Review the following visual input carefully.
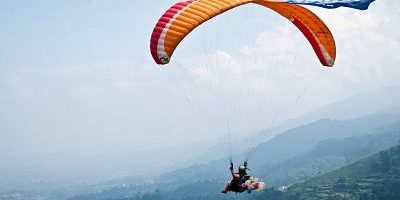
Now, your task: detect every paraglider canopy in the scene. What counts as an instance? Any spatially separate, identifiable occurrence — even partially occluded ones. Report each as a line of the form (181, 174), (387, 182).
(150, 0), (336, 67)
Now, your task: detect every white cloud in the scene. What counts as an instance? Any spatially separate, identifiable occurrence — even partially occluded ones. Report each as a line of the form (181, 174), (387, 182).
(311, 2), (400, 87)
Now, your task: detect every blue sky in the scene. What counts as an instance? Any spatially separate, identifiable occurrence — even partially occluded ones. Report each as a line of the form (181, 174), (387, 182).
(0, 0), (399, 159)
(0, 1), (219, 157)
(0, 1), (160, 67)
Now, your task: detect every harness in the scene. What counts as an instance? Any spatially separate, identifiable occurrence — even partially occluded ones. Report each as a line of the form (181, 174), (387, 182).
(230, 175), (250, 193)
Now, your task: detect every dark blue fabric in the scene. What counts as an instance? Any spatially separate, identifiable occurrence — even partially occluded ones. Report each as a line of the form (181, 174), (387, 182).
(284, 0), (376, 10)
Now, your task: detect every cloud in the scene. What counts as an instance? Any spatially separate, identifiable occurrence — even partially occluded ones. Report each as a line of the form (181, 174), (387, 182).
(311, 2), (400, 86)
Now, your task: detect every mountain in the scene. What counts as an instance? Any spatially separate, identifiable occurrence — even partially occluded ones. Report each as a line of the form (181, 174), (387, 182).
(66, 112), (400, 200)
(251, 111), (400, 168)
(74, 129), (399, 200)
(257, 144), (400, 200)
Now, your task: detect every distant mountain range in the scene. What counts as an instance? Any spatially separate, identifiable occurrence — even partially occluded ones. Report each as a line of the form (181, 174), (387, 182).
(67, 108), (400, 200)
(251, 110), (400, 168)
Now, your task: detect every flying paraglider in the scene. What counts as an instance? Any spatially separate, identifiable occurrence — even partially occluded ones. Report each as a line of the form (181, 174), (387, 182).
(150, 0), (375, 195)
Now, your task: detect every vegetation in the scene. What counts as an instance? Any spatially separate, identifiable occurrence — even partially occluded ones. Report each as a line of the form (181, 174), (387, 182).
(254, 145), (400, 200)
(259, 122), (400, 186)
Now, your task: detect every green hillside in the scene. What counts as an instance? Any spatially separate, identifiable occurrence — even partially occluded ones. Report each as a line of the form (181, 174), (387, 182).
(259, 122), (400, 186)
(257, 145), (400, 200)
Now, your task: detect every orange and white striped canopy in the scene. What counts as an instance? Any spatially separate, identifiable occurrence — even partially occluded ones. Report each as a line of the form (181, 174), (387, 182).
(150, 0), (336, 67)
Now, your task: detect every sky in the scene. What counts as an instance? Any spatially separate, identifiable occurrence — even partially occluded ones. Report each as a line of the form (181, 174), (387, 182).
(0, 0), (399, 160)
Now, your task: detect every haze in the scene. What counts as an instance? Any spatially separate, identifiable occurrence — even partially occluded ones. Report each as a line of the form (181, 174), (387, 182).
(0, 0), (399, 187)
